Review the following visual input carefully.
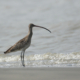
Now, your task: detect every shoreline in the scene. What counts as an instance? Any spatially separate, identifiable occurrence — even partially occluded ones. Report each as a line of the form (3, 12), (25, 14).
(0, 67), (80, 80)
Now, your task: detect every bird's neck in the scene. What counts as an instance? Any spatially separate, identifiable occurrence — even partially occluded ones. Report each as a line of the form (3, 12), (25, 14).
(28, 27), (33, 38)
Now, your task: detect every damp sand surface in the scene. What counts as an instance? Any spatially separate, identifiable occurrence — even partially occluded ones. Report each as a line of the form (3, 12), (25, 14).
(0, 67), (80, 80)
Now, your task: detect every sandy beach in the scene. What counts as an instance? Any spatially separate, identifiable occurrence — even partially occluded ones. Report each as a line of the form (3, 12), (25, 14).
(0, 67), (80, 80)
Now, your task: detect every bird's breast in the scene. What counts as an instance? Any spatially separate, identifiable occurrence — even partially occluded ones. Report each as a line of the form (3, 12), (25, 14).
(22, 40), (31, 51)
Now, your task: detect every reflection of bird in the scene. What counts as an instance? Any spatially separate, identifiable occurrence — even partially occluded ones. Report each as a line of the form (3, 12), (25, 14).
(4, 23), (51, 67)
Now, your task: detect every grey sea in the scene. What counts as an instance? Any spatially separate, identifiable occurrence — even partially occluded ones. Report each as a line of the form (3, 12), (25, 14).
(0, 0), (80, 68)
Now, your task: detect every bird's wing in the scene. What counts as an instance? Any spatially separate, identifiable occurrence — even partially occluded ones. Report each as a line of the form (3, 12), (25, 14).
(4, 37), (29, 54)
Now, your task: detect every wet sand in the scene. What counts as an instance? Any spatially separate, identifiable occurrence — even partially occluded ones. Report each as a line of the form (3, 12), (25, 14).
(0, 67), (80, 80)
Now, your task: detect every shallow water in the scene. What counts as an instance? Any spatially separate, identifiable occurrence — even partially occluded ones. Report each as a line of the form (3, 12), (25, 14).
(0, 52), (80, 68)
(0, 0), (80, 67)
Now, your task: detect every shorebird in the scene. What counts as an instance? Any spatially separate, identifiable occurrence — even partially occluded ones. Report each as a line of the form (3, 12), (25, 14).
(4, 23), (51, 67)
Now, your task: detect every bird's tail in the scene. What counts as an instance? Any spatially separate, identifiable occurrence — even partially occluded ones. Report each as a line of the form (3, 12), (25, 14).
(4, 46), (13, 54)
(4, 51), (7, 54)
(4, 50), (9, 54)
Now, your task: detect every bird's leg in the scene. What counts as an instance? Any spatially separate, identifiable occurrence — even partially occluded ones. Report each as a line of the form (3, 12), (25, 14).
(22, 50), (25, 67)
(20, 51), (23, 66)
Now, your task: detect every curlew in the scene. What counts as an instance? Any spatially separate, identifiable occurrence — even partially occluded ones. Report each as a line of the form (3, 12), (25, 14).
(4, 23), (51, 67)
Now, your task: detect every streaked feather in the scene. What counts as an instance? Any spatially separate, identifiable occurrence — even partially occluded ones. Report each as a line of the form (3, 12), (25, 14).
(4, 35), (30, 54)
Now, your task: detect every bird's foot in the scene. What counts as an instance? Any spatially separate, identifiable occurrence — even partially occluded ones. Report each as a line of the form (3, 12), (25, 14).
(23, 64), (25, 67)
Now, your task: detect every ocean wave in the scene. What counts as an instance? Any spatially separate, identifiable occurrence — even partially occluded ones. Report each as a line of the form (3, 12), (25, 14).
(0, 52), (80, 67)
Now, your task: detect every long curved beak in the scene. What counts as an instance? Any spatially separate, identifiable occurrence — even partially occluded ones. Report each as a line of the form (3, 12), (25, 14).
(34, 25), (51, 33)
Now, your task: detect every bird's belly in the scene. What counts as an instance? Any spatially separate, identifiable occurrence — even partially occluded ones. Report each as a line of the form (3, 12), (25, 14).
(22, 41), (31, 51)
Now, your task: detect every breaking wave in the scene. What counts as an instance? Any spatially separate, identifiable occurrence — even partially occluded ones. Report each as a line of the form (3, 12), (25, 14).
(0, 52), (80, 67)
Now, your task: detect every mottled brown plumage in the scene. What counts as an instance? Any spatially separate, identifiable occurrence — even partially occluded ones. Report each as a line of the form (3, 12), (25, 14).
(4, 35), (30, 53)
(4, 23), (51, 67)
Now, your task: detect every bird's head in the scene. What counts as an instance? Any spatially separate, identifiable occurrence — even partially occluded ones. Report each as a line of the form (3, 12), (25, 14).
(29, 23), (35, 28)
(29, 23), (51, 33)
